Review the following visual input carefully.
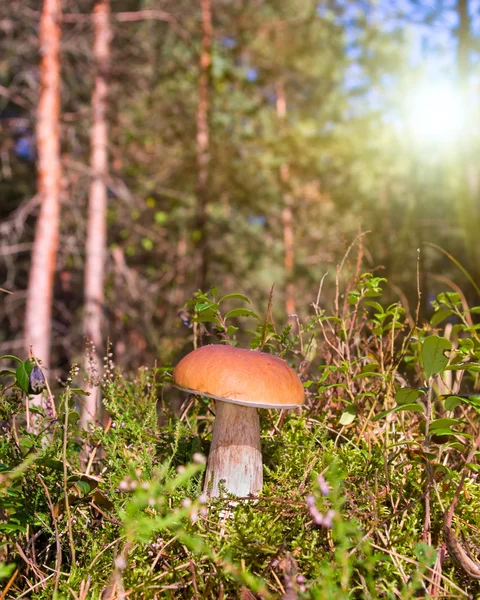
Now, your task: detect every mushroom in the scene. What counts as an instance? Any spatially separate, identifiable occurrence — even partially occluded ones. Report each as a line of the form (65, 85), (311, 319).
(173, 344), (305, 497)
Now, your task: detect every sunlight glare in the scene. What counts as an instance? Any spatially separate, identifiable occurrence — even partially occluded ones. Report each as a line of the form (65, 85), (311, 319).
(406, 81), (465, 146)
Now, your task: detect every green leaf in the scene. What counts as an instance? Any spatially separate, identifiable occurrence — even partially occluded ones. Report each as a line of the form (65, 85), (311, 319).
(440, 395), (480, 412)
(364, 300), (384, 312)
(34, 512), (49, 526)
(19, 437), (34, 449)
(365, 290), (382, 298)
(429, 428), (457, 438)
(68, 411), (80, 425)
(76, 481), (91, 495)
(37, 457), (64, 471)
(429, 418), (461, 431)
(446, 442), (466, 451)
(0, 563), (16, 581)
(225, 308), (259, 320)
(353, 371), (385, 380)
(373, 403), (424, 422)
(0, 355), (23, 364)
(15, 359), (34, 394)
(339, 407), (356, 426)
(0, 523), (26, 534)
(70, 388), (90, 396)
(464, 396), (480, 412)
(193, 308), (218, 323)
(195, 302), (217, 312)
(304, 338), (318, 363)
(445, 363), (480, 372)
(421, 336), (452, 378)
(141, 237), (153, 251)
(218, 293), (250, 304)
(395, 387), (426, 405)
(444, 396), (463, 411)
(154, 211), (168, 225)
(431, 309), (454, 327)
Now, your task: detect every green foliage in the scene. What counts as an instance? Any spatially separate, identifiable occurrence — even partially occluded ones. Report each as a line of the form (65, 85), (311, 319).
(185, 289), (259, 344)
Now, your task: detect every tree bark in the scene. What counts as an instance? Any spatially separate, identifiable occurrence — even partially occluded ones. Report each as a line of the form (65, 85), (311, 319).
(457, 0), (470, 90)
(455, 0), (479, 281)
(24, 0), (62, 370)
(82, 0), (111, 429)
(276, 81), (296, 329)
(195, 0), (212, 291)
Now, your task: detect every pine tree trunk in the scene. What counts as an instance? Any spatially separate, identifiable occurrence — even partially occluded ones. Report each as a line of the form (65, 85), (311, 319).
(195, 0), (212, 291)
(82, 0), (111, 429)
(276, 81), (296, 329)
(457, 0), (470, 88)
(455, 0), (479, 281)
(24, 0), (62, 371)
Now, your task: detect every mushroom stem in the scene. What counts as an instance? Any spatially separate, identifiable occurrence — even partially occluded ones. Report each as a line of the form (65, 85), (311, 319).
(204, 401), (262, 497)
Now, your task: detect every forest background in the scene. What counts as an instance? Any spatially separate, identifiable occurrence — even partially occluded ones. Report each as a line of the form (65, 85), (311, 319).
(1, 0), (480, 389)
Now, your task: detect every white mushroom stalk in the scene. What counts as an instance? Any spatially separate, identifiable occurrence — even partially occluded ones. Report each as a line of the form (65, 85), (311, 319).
(173, 344), (305, 498)
(205, 401), (262, 496)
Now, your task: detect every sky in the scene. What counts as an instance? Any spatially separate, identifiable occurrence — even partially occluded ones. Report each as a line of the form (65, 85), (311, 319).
(336, 0), (480, 125)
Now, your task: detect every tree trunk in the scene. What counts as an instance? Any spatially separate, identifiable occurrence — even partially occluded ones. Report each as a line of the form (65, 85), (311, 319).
(195, 0), (212, 291)
(82, 0), (111, 429)
(276, 81), (296, 329)
(457, 0), (470, 89)
(455, 0), (479, 282)
(24, 0), (62, 372)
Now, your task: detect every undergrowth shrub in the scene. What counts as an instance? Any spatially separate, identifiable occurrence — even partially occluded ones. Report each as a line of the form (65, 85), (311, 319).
(1, 269), (480, 598)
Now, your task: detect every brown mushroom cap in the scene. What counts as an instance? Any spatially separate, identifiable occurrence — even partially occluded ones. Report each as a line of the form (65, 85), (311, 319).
(173, 344), (305, 409)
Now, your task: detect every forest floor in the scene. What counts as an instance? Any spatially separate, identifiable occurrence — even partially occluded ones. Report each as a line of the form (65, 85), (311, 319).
(2, 275), (480, 599)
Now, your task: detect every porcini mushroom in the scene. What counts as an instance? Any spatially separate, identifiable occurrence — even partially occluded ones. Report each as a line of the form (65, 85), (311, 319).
(173, 344), (304, 497)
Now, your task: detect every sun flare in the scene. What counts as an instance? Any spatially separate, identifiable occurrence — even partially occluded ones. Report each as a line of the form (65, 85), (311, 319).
(406, 81), (465, 145)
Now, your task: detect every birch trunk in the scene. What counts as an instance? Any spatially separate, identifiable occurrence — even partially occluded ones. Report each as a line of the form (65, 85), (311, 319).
(82, 0), (111, 429)
(195, 0), (212, 291)
(24, 0), (62, 374)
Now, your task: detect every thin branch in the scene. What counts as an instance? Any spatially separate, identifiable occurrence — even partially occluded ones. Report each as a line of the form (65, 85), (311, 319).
(0, 243), (34, 256)
(37, 475), (62, 596)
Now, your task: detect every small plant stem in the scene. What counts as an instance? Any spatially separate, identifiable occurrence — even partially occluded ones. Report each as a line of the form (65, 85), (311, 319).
(424, 241), (480, 298)
(443, 427), (480, 579)
(445, 427), (480, 529)
(32, 354), (56, 418)
(85, 416), (112, 475)
(193, 321), (198, 349)
(0, 568), (19, 600)
(25, 392), (31, 433)
(189, 560), (199, 600)
(15, 542), (45, 581)
(37, 475), (62, 595)
(423, 381), (434, 545)
(63, 387), (76, 566)
(259, 283), (276, 351)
